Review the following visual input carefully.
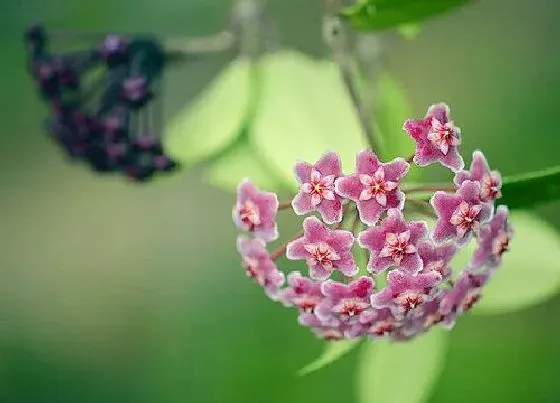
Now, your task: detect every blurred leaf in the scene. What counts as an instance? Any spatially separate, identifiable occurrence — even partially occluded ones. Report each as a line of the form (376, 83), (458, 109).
(398, 23), (422, 39)
(252, 51), (365, 185)
(342, 0), (472, 31)
(297, 339), (361, 376)
(500, 165), (560, 209)
(165, 58), (252, 165)
(357, 328), (448, 403)
(205, 142), (288, 192)
(451, 211), (560, 314)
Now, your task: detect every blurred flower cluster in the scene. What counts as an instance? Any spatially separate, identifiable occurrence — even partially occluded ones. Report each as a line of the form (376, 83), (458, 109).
(25, 24), (178, 182)
(233, 103), (513, 341)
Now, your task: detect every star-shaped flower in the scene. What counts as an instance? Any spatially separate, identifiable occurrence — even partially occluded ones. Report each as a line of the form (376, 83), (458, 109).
(280, 271), (324, 314)
(431, 180), (493, 245)
(358, 208), (428, 274)
(286, 217), (357, 280)
(237, 236), (285, 299)
(335, 150), (409, 226)
(233, 179), (279, 242)
(440, 271), (490, 328)
(359, 308), (402, 339)
(403, 103), (464, 172)
(455, 150), (502, 202)
(292, 152), (343, 224)
(418, 240), (457, 280)
(471, 205), (513, 270)
(371, 269), (442, 318)
(315, 277), (375, 327)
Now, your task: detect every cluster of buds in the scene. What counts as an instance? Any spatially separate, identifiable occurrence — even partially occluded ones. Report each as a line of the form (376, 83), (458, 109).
(233, 103), (513, 341)
(24, 24), (178, 182)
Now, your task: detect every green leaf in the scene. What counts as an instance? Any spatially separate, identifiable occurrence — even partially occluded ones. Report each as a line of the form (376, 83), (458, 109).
(500, 165), (560, 209)
(252, 51), (365, 185)
(451, 211), (560, 315)
(341, 0), (473, 32)
(357, 328), (448, 403)
(297, 339), (361, 376)
(205, 142), (288, 192)
(165, 58), (252, 165)
(397, 23), (422, 40)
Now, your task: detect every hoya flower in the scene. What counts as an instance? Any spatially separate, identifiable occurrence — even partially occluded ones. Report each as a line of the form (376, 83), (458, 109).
(403, 103), (464, 172)
(286, 217), (357, 280)
(418, 240), (457, 280)
(358, 308), (402, 339)
(233, 179), (279, 242)
(299, 313), (348, 341)
(358, 208), (428, 274)
(371, 270), (442, 318)
(292, 152), (343, 224)
(471, 205), (512, 270)
(280, 272), (323, 312)
(335, 150), (409, 225)
(237, 236), (285, 299)
(440, 271), (490, 328)
(315, 276), (374, 327)
(455, 150), (502, 202)
(431, 180), (493, 245)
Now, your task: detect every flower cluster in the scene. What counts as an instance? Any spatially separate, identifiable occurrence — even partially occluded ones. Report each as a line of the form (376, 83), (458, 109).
(233, 103), (513, 342)
(25, 24), (178, 182)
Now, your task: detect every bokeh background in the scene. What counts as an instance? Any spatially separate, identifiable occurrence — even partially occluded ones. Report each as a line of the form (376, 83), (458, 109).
(1, 0), (560, 402)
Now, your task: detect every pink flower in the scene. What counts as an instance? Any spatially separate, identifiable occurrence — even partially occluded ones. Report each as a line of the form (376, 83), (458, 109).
(471, 205), (513, 270)
(371, 270), (442, 318)
(418, 240), (457, 280)
(237, 236), (285, 299)
(280, 271), (323, 314)
(286, 217), (357, 280)
(440, 271), (490, 328)
(431, 180), (493, 245)
(358, 208), (428, 274)
(299, 313), (349, 341)
(233, 179), (279, 242)
(315, 277), (375, 327)
(455, 150), (502, 202)
(292, 152), (344, 224)
(335, 150), (409, 225)
(359, 308), (402, 339)
(403, 103), (464, 172)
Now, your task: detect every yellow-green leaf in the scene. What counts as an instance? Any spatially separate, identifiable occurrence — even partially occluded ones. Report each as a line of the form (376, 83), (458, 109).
(298, 339), (361, 376)
(165, 58), (252, 165)
(357, 328), (448, 403)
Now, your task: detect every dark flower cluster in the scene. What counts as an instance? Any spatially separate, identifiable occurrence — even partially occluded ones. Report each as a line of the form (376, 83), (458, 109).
(25, 24), (179, 182)
(232, 103), (513, 342)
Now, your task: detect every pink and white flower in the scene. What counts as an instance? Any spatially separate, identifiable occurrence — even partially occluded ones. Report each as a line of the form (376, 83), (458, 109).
(440, 271), (490, 328)
(292, 152), (344, 223)
(233, 179), (279, 242)
(335, 150), (409, 226)
(471, 205), (512, 270)
(358, 208), (428, 274)
(286, 217), (357, 280)
(403, 103), (464, 172)
(418, 240), (457, 280)
(455, 150), (502, 202)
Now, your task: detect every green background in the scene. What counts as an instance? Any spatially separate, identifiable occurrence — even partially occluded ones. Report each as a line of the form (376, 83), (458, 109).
(1, 0), (560, 402)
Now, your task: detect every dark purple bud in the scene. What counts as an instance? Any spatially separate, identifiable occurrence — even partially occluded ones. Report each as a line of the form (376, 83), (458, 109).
(98, 34), (129, 68)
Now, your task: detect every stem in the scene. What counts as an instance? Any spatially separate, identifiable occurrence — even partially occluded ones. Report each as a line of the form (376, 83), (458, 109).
(406, 154), (414, 164)
(278, 200), (293, 210)
(164, 31), (235, 57)
(407, 199), (437, 219)
(271, 229), (304, 260)
(350, 207), (361, 235)
(404, 184), (457, 194)
(323, 0), (379, 152)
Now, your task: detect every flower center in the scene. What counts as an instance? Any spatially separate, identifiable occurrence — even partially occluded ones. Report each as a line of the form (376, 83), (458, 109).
(450, 201), (482, 238)
(369, 319), (396, 336)
(358, 168), (397, 206)
(461, 290), (481, 312)
(395, 291), (424, 313)
(295, 296), (321, 313)
(427, 118), (459, 155)
(238, 200), (260, 231)
(481, 174), (501, 200)
(379, 231), (416, 265)
(302, 170), (335, 206)
(425, 260), (447, 276)
(305, 242), (340, 269)
(492, 230), (510, 257)
(336, 298), (369, 318)
(243, 257), (265, 285)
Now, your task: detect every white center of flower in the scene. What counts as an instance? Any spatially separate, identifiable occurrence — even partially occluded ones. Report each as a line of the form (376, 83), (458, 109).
(358, 167), (398, 206)
(427, 118), (460, 155)
(301, 170), (336, 206)
(395, 291), (424, 313)
(481, 173), (501, 201)
(304, 242), (340, 269)
(238, 200), (260, 231)
(449, 201), (482, 238)
(379, 231), (417, 265)
(334, 298), (369, 318)
(492, 229), (510, 257)
(369, 319), (396, 337)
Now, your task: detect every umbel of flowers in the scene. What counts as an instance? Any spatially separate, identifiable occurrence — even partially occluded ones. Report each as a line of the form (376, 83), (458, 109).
(233, 103), (513, 341)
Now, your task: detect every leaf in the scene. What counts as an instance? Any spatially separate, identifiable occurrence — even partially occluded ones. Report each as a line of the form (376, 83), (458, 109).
(297, 339), (361, 376)
(357, 328), (448, 403)
(205, 142), (288, 192)
(252, 51), (365, 185)
(451, 211), (560, 315)
(341, 0), (473, 32)
(397, 23), (422, 40)
(165, 58), (252, 165)
(500, 165), (560, 209)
